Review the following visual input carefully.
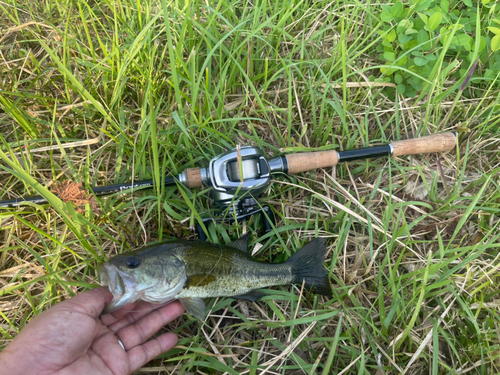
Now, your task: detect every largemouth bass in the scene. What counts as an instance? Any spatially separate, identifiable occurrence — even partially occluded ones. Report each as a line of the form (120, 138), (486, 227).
(99, 235), (331, 319)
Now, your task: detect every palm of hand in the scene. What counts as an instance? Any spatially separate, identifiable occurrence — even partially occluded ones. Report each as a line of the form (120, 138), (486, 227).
(0, 287), (184, 375)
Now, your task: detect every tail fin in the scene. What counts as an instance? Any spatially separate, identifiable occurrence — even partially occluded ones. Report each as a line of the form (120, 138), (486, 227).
(285, 238), (332, 297)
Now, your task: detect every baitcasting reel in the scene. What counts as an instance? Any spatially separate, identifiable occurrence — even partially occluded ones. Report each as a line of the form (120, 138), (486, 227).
(178, 146), (287, 239)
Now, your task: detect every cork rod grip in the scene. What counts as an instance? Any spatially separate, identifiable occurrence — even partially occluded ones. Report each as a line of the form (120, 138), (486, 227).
(285, 150), (339, 174)
(184, 167), (203, 188)
(391, 132), (456, 157)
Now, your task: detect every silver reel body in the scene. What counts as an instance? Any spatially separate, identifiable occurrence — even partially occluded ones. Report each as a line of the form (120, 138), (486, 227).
(197, 146), (286, 211)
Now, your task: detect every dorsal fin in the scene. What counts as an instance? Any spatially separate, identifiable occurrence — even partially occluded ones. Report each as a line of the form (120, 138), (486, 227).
(227, 233), (251, 253)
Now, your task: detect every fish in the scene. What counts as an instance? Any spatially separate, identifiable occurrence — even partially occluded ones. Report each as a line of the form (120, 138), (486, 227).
(99, 234), (332, 319)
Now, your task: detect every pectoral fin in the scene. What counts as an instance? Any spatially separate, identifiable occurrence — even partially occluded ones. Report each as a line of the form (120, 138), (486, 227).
(180, 297), (206, 320)
(234, 290), (266, 301)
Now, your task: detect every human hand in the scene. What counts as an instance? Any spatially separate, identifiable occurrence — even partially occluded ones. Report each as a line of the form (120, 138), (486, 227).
(0, 287), (184, 375)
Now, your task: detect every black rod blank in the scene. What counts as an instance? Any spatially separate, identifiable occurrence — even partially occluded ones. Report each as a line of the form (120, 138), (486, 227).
(0, 177), (177, 208)
(337, 145), (392, 163)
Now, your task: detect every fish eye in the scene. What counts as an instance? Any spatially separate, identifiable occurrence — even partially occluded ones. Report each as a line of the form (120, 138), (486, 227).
(125, 256), (141, 269)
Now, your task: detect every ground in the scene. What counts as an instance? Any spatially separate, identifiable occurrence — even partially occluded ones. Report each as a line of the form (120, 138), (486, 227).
(1, 0), (500, 374)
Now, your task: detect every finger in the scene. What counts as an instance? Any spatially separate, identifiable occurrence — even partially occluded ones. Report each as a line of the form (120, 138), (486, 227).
(127, 332), (178, 372)
(103, 300), (166, 328)
(100, 300), (143, 326)
(116, 301), (184, 350)
(90, 330), (131, 375)
(60, 286), (114, 318)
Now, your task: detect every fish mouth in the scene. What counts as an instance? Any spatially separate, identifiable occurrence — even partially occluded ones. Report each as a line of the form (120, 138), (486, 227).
(99, 263), (137, 315)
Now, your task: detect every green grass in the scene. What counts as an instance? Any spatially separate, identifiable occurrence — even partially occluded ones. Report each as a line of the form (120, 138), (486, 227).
(1, 0), (500, 373)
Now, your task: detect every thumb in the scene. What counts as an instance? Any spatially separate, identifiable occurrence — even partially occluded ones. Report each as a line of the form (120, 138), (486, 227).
(61, 286), (114, 318)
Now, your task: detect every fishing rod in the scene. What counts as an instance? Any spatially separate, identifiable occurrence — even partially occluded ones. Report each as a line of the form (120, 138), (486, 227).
(0, 132), (456, 237)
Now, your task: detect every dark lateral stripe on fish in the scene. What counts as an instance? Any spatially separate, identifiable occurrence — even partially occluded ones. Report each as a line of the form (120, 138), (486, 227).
(185, 274), (216, 288)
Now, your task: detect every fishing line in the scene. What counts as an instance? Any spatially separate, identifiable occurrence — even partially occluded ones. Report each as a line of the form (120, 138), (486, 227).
(192, 247), (224, 288)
